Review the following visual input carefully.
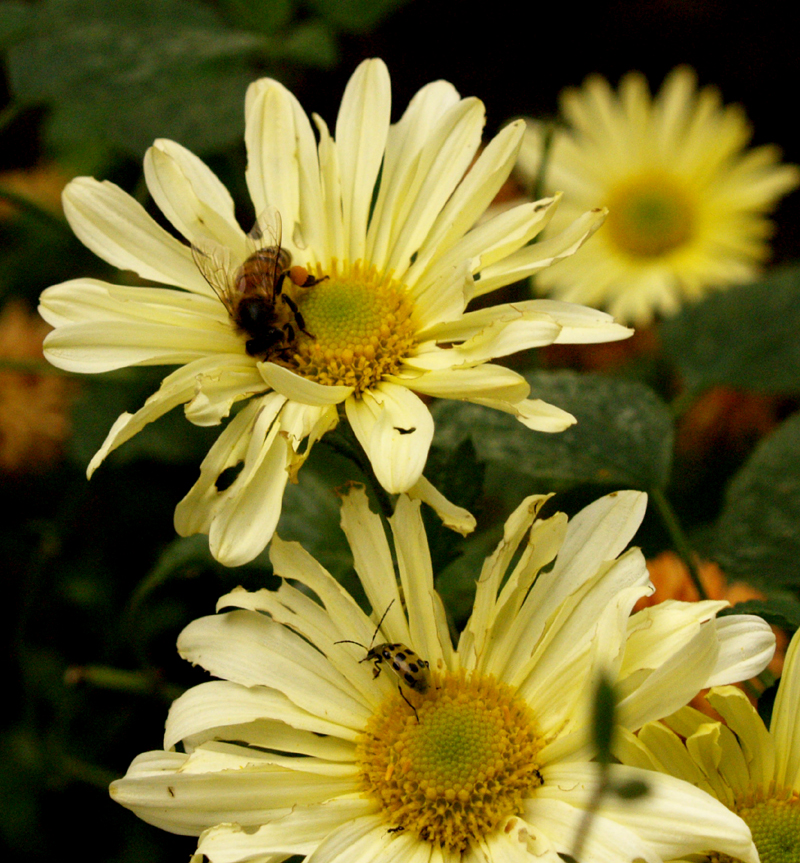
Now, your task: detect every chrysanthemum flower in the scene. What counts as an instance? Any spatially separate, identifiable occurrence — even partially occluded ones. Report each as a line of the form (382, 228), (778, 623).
(518, 67), (799, 325)
(38, 59), (631, 566)
(110, 487), (775, 861)
(616, 627), (800, 862)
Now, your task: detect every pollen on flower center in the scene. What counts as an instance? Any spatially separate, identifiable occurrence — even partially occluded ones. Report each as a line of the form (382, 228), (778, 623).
(287, 260), (418, 394)
(356, 670), (544, 851)
(734, 792), (800, 863)
(605, 172), (695, 259)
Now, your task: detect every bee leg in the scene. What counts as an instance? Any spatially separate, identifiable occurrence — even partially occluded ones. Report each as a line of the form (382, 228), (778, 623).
(398, 685), (419, 722)
(280, 293), (314, 339)
(302, 273), (328, 287)
(274, 270), (288, 297)
(283, 322), (295, 342)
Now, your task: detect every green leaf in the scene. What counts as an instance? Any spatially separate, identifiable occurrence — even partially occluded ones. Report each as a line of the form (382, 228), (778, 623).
(281, 19), (338, 68)
(216, 0), (295, 33)
(0, 1), (33, 47)
(719, 597), (800, 630)
(7, 0), (264, 157)
(712, 411), (800, 588)
(431, 370), (674, 491)
(307, 0), (412, 32)
(660, 264), (800, 395)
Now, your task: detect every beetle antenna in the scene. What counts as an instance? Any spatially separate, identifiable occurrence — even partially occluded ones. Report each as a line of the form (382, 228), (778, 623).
(333, 639), (367, 648)
(369, 599), (395, 650)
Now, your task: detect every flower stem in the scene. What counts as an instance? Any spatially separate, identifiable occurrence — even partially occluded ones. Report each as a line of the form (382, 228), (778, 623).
(64, 664), (184, 703)
(649, 486), (708, 600)
(321, 421), (395, 521)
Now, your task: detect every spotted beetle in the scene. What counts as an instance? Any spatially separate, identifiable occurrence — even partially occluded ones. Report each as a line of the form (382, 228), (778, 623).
(335, 600), (430, 718)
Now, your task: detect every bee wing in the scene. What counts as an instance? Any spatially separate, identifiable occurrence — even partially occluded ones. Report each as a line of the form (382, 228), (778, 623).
(249, 205), (283, 249)
(249, 207), (291, 296)
(191, 238), (237, 314)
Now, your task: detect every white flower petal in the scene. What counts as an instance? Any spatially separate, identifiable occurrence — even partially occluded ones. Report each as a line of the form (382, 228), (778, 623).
(404, 120), (527, 287)
(165, 680), (359, 750)
(535, 763), (758, 863)
(304, 815), (396, 863)
(336, 58), (391, 263)
(382, 97), (485, 279)
(40, 279), (239, 372)
(177, 610), (371, 728)
(258, 361), (352, 405)
(521, 797), (659, 863)
(87, 355), (264, 478)
(174, 396), (287, 563)
(61, 177), (212, 294)
(393, 364), (530, 404)
(770, 627), (800, 789)
(144, 139), (248, 255)
(110, 749), (355, 836)
(472, 207), (607, 298)
(704, 614), (775, 687)
(245, 80), (301, 238)
(338, 485), (411, 648)
(367, 79), (461, 270)
(704, 686), (776, 791)
(390, 495), (451, 670)
(616, 603), (728, 731)
(345, 384), (434, 493)
(405, 475), (476, 537)
(197, 799), (379, 863)
(462, 396), (577, 433)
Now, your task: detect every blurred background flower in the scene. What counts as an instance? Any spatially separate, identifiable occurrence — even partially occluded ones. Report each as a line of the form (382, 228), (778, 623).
(519, 67), (799, 325)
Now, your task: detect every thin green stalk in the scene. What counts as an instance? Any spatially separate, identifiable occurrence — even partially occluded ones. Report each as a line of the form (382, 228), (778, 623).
(65, 664), (184, 703)
(649, 486), (708, 600)
(0, 102), (22, 135)
(320, 426), (395, 522)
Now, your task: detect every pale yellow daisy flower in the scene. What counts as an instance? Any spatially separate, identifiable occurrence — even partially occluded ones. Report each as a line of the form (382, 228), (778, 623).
(39, 58), (630, 566)
(518, 67), (800, 325)
(110, 487), (775, 862)
(616, 627), (800, 862)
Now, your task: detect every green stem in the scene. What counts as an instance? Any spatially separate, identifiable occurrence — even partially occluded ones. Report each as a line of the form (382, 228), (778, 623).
(569, 761), (610, 862)
(0, 102), (22, 135)
(649, 486), (708, 600)
(321, 425), (395, 522)
(64, 664), (184, 703)
(59, 754), (119, 790)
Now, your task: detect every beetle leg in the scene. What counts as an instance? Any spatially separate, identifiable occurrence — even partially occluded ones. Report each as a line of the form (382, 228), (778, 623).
(398, 685), (419, 722)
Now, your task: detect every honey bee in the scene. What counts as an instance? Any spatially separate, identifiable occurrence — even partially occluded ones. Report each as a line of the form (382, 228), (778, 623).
(192, 208), (323, 358)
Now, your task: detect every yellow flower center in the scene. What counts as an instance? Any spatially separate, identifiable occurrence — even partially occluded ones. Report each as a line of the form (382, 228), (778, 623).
(737, 792), (800, 863)
(356, 670), (544, 852)
(288, 261), (418, 395)
(605, 172), (695, 259)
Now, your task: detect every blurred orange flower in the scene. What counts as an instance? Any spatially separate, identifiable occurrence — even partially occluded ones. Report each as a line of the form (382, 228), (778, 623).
(0, 300), (74, 472)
